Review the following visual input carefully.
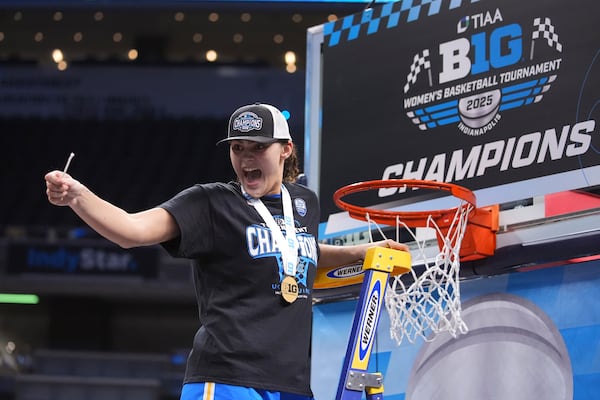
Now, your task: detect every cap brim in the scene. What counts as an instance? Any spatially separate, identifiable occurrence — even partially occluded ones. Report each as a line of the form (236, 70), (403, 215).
(216, 136), (284, 145)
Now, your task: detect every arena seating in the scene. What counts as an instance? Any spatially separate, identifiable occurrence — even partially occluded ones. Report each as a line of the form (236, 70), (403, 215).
(0, 117), (233, 230)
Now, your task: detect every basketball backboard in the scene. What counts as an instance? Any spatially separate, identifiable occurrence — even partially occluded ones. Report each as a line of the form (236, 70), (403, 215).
(304, 0), (600, 300)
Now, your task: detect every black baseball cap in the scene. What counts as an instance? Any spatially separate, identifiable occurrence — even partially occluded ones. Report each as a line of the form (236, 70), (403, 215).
(217, 103), (292, 145)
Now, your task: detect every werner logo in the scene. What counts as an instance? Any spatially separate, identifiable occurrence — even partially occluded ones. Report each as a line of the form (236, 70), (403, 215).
(326, 264), (363, 279)
(358, 280), (381, 361)
(403, 8), (563, 136)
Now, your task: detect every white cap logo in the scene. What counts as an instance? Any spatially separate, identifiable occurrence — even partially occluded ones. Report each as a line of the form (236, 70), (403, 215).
(233, 112), (263, 132)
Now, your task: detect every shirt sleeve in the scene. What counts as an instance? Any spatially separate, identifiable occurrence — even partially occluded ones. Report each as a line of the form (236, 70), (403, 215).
(158, 184), (214, 259)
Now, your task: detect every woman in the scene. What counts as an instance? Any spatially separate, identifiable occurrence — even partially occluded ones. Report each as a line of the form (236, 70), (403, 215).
(45, 103), (407, 400)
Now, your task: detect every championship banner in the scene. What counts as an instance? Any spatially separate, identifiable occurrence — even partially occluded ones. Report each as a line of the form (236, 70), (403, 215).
(6, 240), (159, 278)
(316, 0), (599, 222)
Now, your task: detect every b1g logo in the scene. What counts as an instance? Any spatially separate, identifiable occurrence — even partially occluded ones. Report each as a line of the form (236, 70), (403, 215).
(403, 8), (563, 136)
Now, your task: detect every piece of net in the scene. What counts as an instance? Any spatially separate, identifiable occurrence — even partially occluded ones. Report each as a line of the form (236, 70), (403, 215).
(364, 201), (472, 345)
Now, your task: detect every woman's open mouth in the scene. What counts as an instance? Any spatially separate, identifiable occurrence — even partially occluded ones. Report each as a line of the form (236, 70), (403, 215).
(244, 168), (262, 184)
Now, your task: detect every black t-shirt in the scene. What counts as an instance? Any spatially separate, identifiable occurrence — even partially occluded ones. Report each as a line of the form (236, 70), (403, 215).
(160, 181), (320, 396)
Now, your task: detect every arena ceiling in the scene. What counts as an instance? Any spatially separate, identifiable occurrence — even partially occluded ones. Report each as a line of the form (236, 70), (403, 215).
(0, 1), (372, 71)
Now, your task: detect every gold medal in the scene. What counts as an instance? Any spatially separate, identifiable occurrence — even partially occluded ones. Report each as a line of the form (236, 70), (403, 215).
(281, 276), (299, 304)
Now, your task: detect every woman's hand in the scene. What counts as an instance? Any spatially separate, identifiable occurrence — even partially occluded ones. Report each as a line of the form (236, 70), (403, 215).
(368, 239), (409, 253)
(318, 239), (409, 268)
(45, 170), (86, 207)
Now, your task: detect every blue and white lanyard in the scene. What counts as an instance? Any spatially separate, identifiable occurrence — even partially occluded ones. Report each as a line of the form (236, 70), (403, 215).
(243, 184), (298, 277)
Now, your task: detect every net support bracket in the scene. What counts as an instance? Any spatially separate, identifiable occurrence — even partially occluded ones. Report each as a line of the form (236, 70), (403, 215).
(458, 204), (500, 261)
(345, 370), (383, 391)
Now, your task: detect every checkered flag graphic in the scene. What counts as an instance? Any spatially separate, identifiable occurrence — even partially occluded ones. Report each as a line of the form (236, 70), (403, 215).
(404, 49), (432, 94)
(530, 17), (562, 59)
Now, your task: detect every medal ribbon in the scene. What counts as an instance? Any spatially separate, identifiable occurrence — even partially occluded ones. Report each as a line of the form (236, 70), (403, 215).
(244, 184), (298, 277)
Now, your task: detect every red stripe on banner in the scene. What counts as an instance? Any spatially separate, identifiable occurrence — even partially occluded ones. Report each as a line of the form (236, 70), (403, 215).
(545, 190), (600, 217)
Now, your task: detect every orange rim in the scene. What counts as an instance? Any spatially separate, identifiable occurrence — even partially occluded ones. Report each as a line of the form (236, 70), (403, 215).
(333, 179), (476, 227)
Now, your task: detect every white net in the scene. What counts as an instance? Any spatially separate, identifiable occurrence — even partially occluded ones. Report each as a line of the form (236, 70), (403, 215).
(364, 201), (473, 345)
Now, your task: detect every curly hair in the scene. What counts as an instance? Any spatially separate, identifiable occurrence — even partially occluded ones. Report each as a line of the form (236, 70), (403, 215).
(283, 144), (300, 183)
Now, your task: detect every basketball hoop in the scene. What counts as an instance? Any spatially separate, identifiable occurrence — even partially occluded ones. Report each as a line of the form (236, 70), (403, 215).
(333, 179), (498, 344)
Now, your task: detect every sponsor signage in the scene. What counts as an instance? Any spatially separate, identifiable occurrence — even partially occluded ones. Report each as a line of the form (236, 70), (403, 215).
(6, 241), (159, 278)
(358, 279), (381, 360)
(318, 0), (599, 218)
